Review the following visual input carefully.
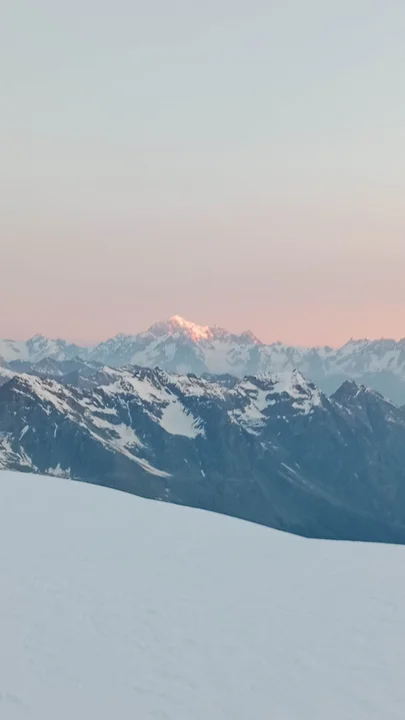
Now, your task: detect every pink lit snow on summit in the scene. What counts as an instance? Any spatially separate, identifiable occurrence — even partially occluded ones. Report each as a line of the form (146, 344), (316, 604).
(146, 315), (262, 345)
(148, 315), (218, 342)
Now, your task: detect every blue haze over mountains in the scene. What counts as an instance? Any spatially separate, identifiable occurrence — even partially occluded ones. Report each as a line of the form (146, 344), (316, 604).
(2, 317), (405, 544)
(2, 315), (405, 404)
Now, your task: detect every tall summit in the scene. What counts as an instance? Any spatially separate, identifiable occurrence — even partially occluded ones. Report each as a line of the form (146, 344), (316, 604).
(146, 315), (263, 345)
(2, 319), (405, 403)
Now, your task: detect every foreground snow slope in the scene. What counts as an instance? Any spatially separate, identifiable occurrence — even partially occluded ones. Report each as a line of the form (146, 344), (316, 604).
(1, 472), (405, 719)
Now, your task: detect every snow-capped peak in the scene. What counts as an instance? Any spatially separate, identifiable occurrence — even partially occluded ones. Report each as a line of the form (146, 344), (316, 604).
(147, 315), (217, 342)
(171, 315), (215, 341)
(146, 315), (263, 345)
(246, 370), (323, 413)
(238, 329), (263, 345)
(266, 369), (315, 396)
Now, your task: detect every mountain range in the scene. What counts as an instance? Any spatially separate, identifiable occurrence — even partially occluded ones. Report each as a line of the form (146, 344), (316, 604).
(2, 361), (405, 543)
(2, 314), (405, 404)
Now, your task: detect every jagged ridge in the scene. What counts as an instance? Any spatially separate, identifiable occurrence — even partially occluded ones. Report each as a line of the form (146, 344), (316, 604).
(3, 315), (405, 404)
(2, 365), (405, 543)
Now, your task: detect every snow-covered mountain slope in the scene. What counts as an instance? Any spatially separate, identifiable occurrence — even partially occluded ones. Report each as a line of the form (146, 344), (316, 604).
(0, 365), (15, 387)
(1, 471), (405, 720)
(2, 366), (405, 543)
(0, 339), (28, 363)
(0, 335), (88, 364)
(8, 356), (101, 382)
(3, 316), (405, 403)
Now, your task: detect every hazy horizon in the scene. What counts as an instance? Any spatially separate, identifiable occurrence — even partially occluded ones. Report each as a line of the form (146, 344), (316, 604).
(2, 1), (405, 346)
(4, 312), (405, 349)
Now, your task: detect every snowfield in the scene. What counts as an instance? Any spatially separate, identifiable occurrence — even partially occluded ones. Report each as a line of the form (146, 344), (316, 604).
(1, 472), (405, 719)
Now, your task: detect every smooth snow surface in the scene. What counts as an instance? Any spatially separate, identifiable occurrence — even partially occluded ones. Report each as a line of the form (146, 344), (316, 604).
(1, 472), (405, 720)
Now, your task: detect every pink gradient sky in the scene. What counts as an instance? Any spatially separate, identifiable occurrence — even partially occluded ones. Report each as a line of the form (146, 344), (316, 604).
(2, 1), (405, 348)
(3, 193), (405, 347)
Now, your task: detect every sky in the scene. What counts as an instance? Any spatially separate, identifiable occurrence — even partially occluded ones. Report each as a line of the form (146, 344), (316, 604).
(1, 0), (405, 346)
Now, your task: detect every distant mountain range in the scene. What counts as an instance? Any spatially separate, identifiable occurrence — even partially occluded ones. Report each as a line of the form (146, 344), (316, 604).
(2, 315), (405, 404)
(2, 361), (405, 543)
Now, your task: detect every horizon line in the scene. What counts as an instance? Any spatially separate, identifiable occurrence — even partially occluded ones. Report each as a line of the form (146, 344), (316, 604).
(2, 324), (405, 351)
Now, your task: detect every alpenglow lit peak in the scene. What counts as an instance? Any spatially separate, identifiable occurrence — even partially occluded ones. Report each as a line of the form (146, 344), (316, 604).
(147, 315), (262, 344)
(168, 315), (216, 341)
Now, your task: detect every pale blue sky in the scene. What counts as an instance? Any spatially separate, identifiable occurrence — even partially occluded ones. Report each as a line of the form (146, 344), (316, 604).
(1, 1), (405, 344)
